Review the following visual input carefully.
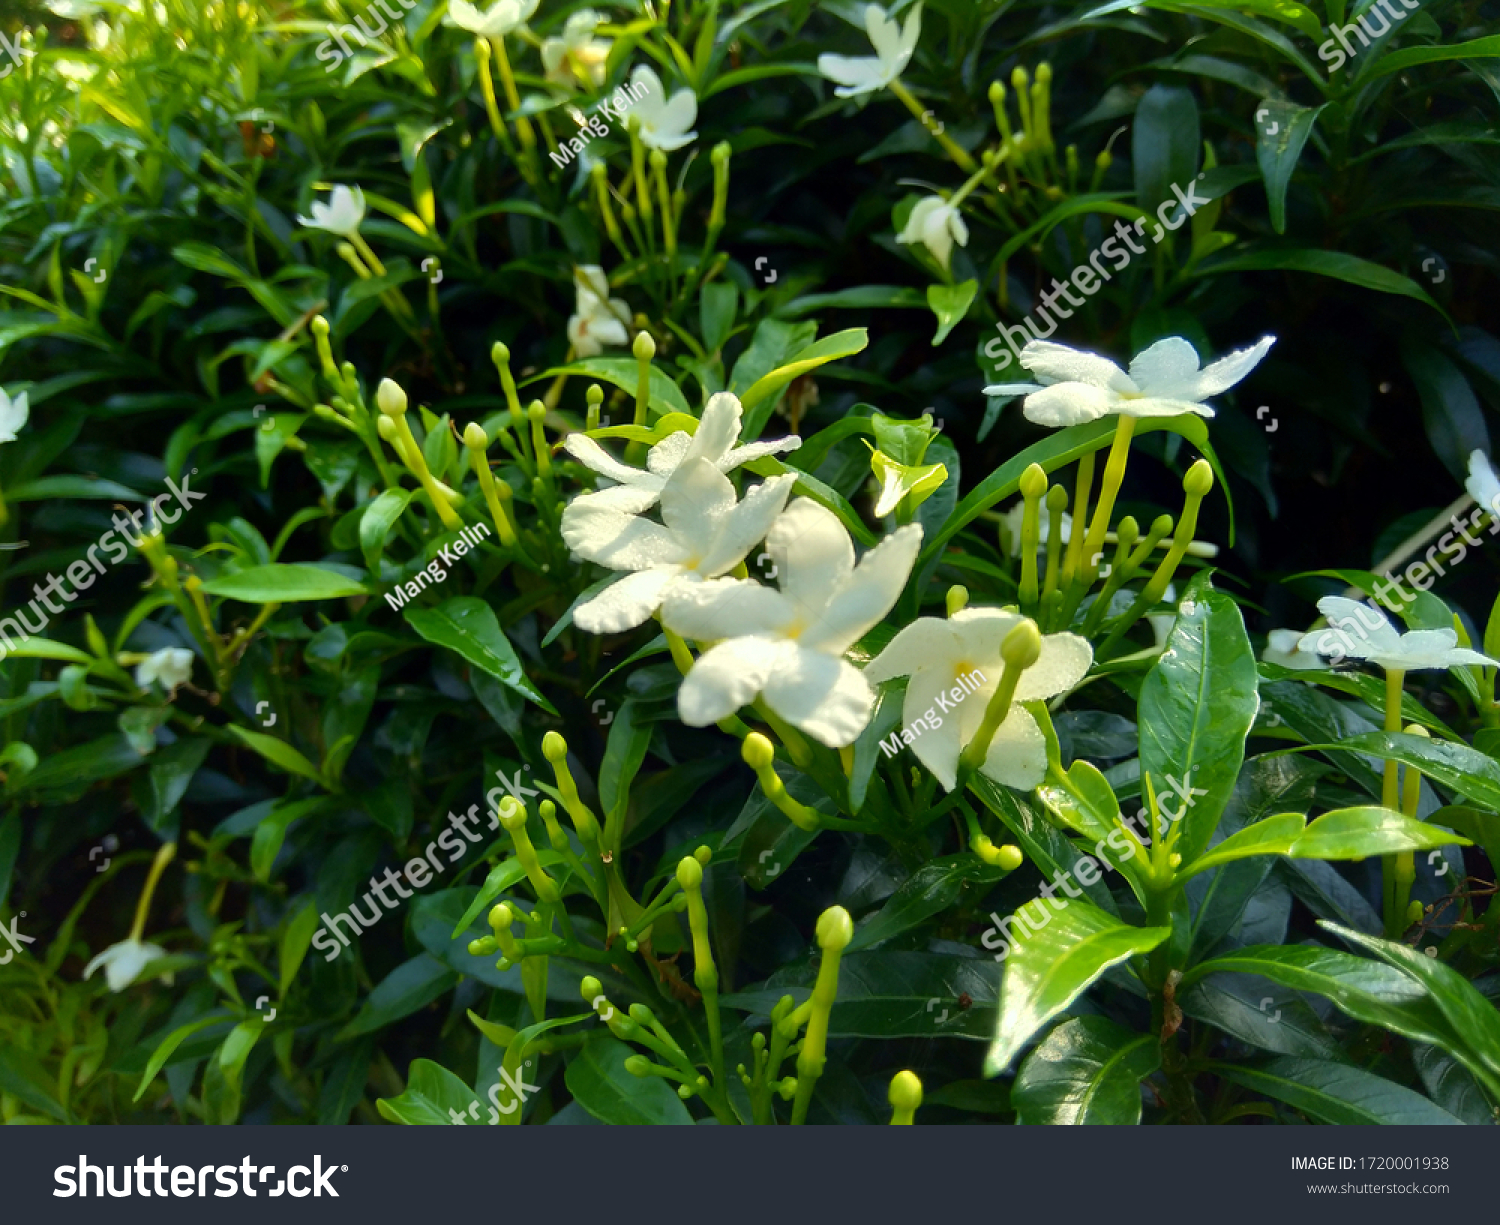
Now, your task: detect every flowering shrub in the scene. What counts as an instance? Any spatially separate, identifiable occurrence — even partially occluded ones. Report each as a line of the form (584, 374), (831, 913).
(1, 0), (1499, 1127)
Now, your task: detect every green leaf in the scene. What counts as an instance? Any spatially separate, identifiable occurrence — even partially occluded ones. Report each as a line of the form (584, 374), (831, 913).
(1177, 811), (1306, 879)
(1012, 1017), (1159, 1124)
(531, 358), (690, 418)
(1361, 33), (1500, 82)
(779, 285), (927, 317)
(359, 489), (413, 575)
(375, 1058), (480, 1125)
(132, 1013), (234, 1102)
(251, 797), (327, 882)
(1324, 923), (1500, 1083)
(738, 328), (869, 430)
(599, 699), (651, 831)
(1404, 340), (1490, 481)
(447, 856), (565, 939)
(0, 638), (92, 665)
(6, 475), (145, 503)
(201, 563), (367, 602)
(0, 1044), (71, 1121)
(405, 597), (558, 714)
(279, 901), (321, 997)
(1178, 974), (1342, 1058)
(849, 855), (1010, 951)
(1213, 1057), (1462, 1124)
(985, 898), (1170, 1076)
(1191, 248), (1444, 315)
(339, 954), (459, 1039)
(699, 281), (738, 352)
(1132, 83), (1199, 218)
(1138, 576), (1260, 864)
(927, 280), (977, 345)
(226, 726), (322, 782)
(1331, 731), (1500, 810)
(564, 1032), (694, 1124)
(1289, 805), (1470, 860)
(1254, 99), (1324, 234)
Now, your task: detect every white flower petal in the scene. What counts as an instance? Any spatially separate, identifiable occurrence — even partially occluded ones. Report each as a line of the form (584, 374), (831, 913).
(982, 381), (1045, 398)
(1022, 383), (1114, 428)
(560, 502), (686, 570)
(1315, 596), (1401, 654)
(647, 431), (694, 475)
(563, 434), (661, 488)
(1190, 335), (1275, 399)
(697, 474), (797, 577)
(719, 436), (803, 469)
(574, 567), (683, 633)
(979, 707), (1048, 791)
(677, 636), (790, 725)
(762, 649), (875, 747)
(900, 665), (966, 789)
(661, 577), (795, 641)
(0, 389), (29, 442)
(659, 458), (736, 553)
(563, 484), (664, 520)
(865, 617), (959, 683)
(817, 54), (888, 96)
(1014, 631), (1092, 701)
(1115, 397), (1215, 419)
(802, 523), (923, 654)
(767, 499), (855, 626)
(1126, 337), (1204, 400)
(1467, 451), (1500, 512)
(684, 392), (744, 466)
(1019, 341), (1132, 390)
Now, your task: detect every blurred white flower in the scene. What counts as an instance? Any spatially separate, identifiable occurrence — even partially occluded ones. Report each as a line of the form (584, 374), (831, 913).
(817, 2), (922, 98)
(897, 196), (968, 272)
(1262, 627), (1323, 671)
(0, 389), (28, 443)
(865, 609), (1091, 790)
(136, 647), (194, 693)
(998, 501), (1071, 558)
(296, 185), (366, 236)
(567, 265), (630, 357)
(83, 937), (172, 993)
(564, 391), (801, 517)
(542, 10), (609, 87)
(984, 335), (1275, 430)
(564, 460), (796, 633)
(662, 500), (922, 747)
(627, 65), (697, 151)
(1297, 595), (1497, 672)
(447, 0), (538, 36)
(1466, 450), (1500, 513)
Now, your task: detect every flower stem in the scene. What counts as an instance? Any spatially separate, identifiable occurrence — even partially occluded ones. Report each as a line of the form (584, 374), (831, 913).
(888, 79), (976, 172)
(1382, 667), (1405, 937)
(1078, 415), (1137, 583)
(129, 842), (177, 943)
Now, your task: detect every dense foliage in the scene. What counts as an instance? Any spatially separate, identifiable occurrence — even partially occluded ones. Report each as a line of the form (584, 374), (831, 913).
(2, 0), (1499, 1126)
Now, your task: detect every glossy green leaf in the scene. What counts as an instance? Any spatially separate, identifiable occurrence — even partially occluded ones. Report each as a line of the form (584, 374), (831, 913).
(1289, 805), (1470, 860)
(1213, 1057), (1462, 1124)
(1330, 731), (1500, 809)
(1132, 84), (1199, 217)
(738, 327), (868, 425)
(201, 563), (366, 602)
(375, 1058), (480, 1125)
(405, 597), (558, 714)
(849, 855), (1010, 950)
(1361, 33), (1500, 82)
(250, 797), (327, 882)
(226, 726), (321, 782)
(1254, 99), (1324, 234)
(986, 898), (1170, 1076)
(339, 954), (459, 1039)
(565, 1033), (693, 1125)
(1138, 575), (1261, 864)
(1177, 811), (1305, 879)
(1191, 248), (1443, 314)
(359, 489), (413, 575)
(927, 280), (977, 345)
(528, 358), (690, 418)
(1012, 1017), (1159, 1124)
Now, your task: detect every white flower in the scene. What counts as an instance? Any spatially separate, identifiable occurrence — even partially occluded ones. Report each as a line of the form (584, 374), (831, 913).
(662, 501), (922, 747)
(627, 65), (697, 152)
(1262, 627), (1323, 671)
(564, 391), (801, 517)
(0, 388), (28, 443)
(865, 610), (1091, 790)
(83, 937), (172, 992)
(897, 196), (968, 272)
(998, 501), (1071, 558)
(542, 10), (609, 87)
(446, 0), (538, 36)
(136, 647), (194, 692)
(817, 2), (922, 98)
(564, 459), (797, 633)
(984, 335), (1276, 429)
(567, 265), (630, 357)
(1297, 596), (1497, 673)
(297, 185), (366, 237)
(1466, 450), (1500, 514)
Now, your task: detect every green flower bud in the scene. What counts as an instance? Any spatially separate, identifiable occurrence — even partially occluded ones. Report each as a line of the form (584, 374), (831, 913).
(463, 421), (489, 449)
(376, 377), (407, 417)
(632, 331), (656, 361)
(742, 733), (775, 771)
(1001, 618), (1042, 669)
